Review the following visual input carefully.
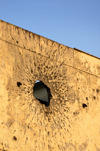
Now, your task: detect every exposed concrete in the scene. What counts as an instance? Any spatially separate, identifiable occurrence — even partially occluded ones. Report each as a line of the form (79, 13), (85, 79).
(0, 20), (100, 151)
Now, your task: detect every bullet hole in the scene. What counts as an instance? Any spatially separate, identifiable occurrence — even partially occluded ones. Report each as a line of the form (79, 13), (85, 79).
(82, 103), (87, 108)
(86, 97), (88, 100)
(13, 136), (17, 141)
(17, 82), (22, 87)
(31, 69), (33, 73)
(16, 41), (18, 44)
(48, 131), (50, 135)
(33, 80), (52, 107)
(93, 96), (96, 100)
(96, 89), (99, 93)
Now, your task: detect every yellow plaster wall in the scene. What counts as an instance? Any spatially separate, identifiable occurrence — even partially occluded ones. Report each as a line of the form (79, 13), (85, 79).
(0, 20), (100, 151)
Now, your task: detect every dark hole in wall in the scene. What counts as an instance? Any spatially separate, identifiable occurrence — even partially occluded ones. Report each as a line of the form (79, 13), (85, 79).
(31, 69), (33, 73)
(16, 41), (18, 44)
(86, 97), (88, 100)
(13, 136), (17, 141)
(96, 89), (99, 93)
(33, 80), (52, 107)
(17, 82), (22, 87)
(93, 96), (96, 100)
(82, 103), (87, 108)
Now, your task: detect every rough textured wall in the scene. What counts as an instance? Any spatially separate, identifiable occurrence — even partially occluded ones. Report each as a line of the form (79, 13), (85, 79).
(0, 20), (100, 151)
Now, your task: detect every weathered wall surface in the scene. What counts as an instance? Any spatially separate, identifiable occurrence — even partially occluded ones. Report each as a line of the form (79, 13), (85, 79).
(0, 20), (100, 151)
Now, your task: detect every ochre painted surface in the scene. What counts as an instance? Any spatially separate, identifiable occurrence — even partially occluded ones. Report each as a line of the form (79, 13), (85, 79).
(0, 20), (100, 151)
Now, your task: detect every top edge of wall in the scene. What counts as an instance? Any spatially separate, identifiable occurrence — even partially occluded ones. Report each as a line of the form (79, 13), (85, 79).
(0, 19), (99, 60)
